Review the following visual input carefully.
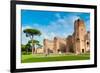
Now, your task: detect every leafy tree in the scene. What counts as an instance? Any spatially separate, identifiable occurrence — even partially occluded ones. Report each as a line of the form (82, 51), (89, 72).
(28, 40), (39, 45)
(23, 28), (41, 54)
(21, 44), (26, 52)
(36, 43), (42, 48)
(25, 43), (31, 54)
(28, 40), (42, 53)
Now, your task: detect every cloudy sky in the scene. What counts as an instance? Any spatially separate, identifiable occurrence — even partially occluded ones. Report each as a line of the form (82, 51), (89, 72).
(21, 10), (90, 45)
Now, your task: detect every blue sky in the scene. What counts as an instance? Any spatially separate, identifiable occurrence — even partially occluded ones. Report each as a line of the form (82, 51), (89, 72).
(21, 9), (90, 45)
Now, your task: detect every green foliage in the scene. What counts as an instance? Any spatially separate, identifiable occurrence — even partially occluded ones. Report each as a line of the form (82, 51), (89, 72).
(22, 51), (27, 55)
(23, 28), (42, 53)
(23, 28), (41, 38)
(23, 28), (42, 54)
(28, 40), (42, 48)
(21, 44), (26, 51)
(37, 43), (42, 48)
(21, 43), (31, 55)
(25, 43), (31, 49)
(22, 51), (31, 55)
(21, 39), (43, 55)
(28, 40), (39, 45)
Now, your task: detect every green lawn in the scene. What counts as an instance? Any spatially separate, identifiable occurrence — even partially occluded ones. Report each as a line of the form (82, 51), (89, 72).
(21, 53), (90, 63)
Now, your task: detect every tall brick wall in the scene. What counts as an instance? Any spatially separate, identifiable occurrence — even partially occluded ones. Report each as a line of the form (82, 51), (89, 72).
(36, 19), (90, 55)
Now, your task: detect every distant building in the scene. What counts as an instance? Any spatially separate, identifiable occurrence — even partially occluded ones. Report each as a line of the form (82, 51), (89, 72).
(36, 19), (90, 54)
(43, 37), (66, 54)
(35, 47), (44, 54)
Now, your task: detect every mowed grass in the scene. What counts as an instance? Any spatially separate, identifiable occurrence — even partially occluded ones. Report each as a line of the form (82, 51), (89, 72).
(21, 53), (90, 63)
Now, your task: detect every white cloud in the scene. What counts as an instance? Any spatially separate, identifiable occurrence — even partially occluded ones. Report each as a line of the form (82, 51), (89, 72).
(21, 32), (30, 45)
(54, 13), (68, 26)
(50, 32), (56, 39)
(43, 34), (49, 39)
(54, 13), (81, 27)
(21, 14), (81, 45)
(40, 13), (76, 39)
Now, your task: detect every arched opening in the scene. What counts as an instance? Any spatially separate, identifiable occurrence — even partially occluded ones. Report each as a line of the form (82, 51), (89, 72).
(87, 42), (89, 46)
(82, 49), (84, 53)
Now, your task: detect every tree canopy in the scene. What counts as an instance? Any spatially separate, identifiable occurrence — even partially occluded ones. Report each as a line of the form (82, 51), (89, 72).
(23, 28), (41, 37)
(28, 40), (39, 45)
(23, 28), (42, 54)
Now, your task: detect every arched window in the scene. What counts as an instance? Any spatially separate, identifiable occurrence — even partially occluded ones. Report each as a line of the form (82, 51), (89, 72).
(87, 42), (89, 45)
(82, 49), (84, 53)
(76, 38), (80, 42)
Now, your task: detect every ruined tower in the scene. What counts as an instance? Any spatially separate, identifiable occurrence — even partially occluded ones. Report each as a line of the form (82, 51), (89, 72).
(74, 19), (87, 54)
(41, 18), (90, 55)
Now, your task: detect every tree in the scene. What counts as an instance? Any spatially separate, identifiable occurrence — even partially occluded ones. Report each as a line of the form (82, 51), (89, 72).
(23, 28), (41, 54)
(28, 40), (39, 52)
(28, 40), (42, 53)
(37, 43), (42, 48)
(25, 43), (31, 54)
(21, 44), (26, 52)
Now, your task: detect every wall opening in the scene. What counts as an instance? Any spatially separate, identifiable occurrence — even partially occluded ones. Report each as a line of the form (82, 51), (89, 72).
(82, 49), (84, 53)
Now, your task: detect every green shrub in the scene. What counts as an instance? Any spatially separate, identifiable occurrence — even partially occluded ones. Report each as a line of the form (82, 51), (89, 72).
(22, 51), (27, 55)
(22, 51), (32, 55)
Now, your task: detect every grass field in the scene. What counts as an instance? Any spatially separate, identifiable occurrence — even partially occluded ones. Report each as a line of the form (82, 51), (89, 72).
(21, 53), (90, 63)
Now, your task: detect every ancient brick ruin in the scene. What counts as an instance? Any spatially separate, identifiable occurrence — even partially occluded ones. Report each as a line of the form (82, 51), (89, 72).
(35, 19), (90, 55)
